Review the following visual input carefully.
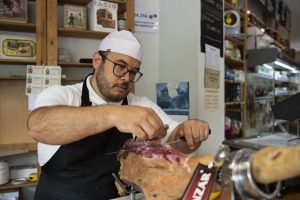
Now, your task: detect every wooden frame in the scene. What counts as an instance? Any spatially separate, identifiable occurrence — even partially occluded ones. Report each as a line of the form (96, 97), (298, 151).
(64, 4), (87, 30)
(0, 0), (27, 23)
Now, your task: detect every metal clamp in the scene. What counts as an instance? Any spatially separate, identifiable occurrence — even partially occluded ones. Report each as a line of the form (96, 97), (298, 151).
(112, 173), (137, 200)
(231, 148), (281, 199)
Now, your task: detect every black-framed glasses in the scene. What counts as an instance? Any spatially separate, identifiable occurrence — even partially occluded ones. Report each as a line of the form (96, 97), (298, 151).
(99, 51), (143, 83)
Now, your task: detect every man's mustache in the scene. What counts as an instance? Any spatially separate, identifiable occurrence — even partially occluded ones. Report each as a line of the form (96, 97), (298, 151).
(113, 82), (129, 89)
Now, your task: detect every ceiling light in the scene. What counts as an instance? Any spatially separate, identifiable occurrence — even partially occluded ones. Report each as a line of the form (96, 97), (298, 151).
(263, 64), (273, 69)
(274, 60), (297, 71)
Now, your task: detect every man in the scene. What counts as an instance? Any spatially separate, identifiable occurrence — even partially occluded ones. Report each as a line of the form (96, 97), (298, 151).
(27, 30), (210, 200)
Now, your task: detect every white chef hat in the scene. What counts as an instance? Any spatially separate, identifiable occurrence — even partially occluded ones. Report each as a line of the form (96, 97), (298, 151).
(98, 30), (143, 62)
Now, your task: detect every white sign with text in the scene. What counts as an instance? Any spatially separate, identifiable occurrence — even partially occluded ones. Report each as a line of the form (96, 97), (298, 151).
(135, 8), (159, 32)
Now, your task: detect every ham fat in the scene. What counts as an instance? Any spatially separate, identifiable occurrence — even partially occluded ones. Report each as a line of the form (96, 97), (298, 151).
(117, 139), (213, 200)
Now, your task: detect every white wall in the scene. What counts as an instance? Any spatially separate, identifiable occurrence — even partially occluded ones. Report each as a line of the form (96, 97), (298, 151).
(136, 0), (225, 155)
(134, 0), (160, 101)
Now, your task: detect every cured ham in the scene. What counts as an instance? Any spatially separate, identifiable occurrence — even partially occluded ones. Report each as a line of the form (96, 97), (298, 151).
(117, 139), (213, 200)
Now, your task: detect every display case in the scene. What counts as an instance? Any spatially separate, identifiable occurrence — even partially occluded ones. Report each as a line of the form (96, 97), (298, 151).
(246, 48), (300, 136)
(224, 0), (248, 139)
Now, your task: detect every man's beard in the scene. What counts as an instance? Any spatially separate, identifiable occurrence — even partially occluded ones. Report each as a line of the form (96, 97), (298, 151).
(95, 66), (130, 102)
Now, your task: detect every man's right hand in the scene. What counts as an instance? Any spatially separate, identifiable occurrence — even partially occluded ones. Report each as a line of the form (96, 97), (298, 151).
(106, 105), (167, 140)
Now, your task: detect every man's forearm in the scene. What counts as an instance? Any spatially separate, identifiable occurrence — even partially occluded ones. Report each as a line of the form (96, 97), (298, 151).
(27, 105), (115, 145)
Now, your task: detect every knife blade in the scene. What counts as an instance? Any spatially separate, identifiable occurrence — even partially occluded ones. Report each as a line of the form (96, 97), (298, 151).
(165, 128), (211, 145)
(165, 137), (187, 145)
(105, 127), (211, 154)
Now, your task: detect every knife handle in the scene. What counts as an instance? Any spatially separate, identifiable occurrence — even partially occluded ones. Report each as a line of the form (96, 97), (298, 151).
(179, 129), (211, 142)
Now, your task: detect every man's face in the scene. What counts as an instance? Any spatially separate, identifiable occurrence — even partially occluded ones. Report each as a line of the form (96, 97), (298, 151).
(94, 52), (141, 102)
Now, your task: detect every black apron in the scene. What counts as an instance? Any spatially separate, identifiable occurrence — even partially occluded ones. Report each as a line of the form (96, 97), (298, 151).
(34, 74), (132, 200)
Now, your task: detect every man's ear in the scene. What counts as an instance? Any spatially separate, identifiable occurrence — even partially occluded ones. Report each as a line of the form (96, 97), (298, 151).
(92, 52), (101, 70)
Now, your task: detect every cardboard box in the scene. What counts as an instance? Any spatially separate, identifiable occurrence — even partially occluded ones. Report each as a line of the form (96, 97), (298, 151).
(64, 4), (87, 30)
(0, 0), (28, 23)
(87, 0), (118, 32)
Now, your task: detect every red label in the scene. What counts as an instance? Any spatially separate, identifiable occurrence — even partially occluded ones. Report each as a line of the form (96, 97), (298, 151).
(181, 164), (215, 200)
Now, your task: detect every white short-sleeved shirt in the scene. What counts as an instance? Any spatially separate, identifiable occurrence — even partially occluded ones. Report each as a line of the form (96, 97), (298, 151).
(34, 75), (179, 166)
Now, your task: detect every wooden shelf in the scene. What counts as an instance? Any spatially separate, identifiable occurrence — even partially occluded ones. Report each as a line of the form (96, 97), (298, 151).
(0, 21), (36, 32)
(0, 143), (37, 157)
(0, 76), (86, 81)
(225, 101), (245, 106)
(224, 2), (244, 19)
(0, 76), (26, 80)
(225, 35), (245, 46)
(58, 0), (126, 5)
(225, 56), (244, 69)
(62, 78), (84, 82)
(224, 1), (236, 10)
(0, 60), (92, 68)
(0, 59), (36, 65)
(273, 39), (287, 50)
(226, 108), (243, 112)
(58, 62), (92, 68)
(58, 28), (109, 39)
(225, 79), (245, 84)
(0, 181), (37, 190)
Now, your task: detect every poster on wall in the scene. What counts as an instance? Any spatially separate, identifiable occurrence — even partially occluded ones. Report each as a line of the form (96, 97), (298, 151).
(200, 0), (223, 57)
(156, 81), (189, 115)
(205, 44), (220, 89)
(204, 44), (220, 112)
(135, 8), (159, 33)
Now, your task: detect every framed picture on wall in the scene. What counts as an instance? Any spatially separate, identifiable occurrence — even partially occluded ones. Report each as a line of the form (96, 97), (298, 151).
(0, 0), (28, 23)
(64, 4), (87, 30)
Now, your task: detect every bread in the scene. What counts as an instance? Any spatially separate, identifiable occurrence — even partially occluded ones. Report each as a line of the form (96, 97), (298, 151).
(251, 145), (300, 184)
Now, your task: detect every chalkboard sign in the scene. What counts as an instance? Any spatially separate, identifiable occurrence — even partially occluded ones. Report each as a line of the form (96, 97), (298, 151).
(201, 0), (223, 57)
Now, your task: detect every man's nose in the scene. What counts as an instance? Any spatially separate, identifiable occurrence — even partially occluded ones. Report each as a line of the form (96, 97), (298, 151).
(120, 71), (131, 81)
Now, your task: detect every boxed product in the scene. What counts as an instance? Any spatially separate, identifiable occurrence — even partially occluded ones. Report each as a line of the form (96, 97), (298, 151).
(0, 34), (36, 61)
(87, 0), (118, 32)
(64, 4), (87, 30)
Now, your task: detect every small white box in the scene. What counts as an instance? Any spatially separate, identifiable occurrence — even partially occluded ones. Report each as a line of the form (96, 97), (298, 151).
(10, 166), (37, 180)
(87, 0), (118, 32)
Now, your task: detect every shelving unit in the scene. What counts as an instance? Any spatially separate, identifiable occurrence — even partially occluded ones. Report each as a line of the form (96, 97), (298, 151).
(0, 0), (44, 147)
(0, 0), (135, 193)
(0, 143), (36, 157)
(46, 0), (134, 76)
(245, 0), (300, 136)
(224, 0), (248, 138)
(0, 181), (37, 191)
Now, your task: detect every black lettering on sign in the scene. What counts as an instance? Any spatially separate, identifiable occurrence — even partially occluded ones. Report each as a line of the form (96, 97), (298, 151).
(181, 164), (215, 200)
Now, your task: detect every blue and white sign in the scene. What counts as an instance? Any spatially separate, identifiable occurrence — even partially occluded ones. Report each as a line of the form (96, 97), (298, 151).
(135, 8), (159, 33)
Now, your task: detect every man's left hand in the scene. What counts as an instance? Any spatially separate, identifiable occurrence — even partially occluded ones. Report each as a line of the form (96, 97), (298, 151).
(178, 119), (210, 150)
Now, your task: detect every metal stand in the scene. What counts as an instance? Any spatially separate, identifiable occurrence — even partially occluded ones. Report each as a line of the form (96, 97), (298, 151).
(216, 145), (281, 199)
(112, 173), (137, 200)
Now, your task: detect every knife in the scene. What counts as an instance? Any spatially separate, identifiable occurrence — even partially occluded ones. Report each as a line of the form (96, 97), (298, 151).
(165, 128), (211, 145)
(105, 127), (211, 155)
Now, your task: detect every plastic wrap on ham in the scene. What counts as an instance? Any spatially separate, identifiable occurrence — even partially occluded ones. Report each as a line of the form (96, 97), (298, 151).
(117, 139), (213, 200)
